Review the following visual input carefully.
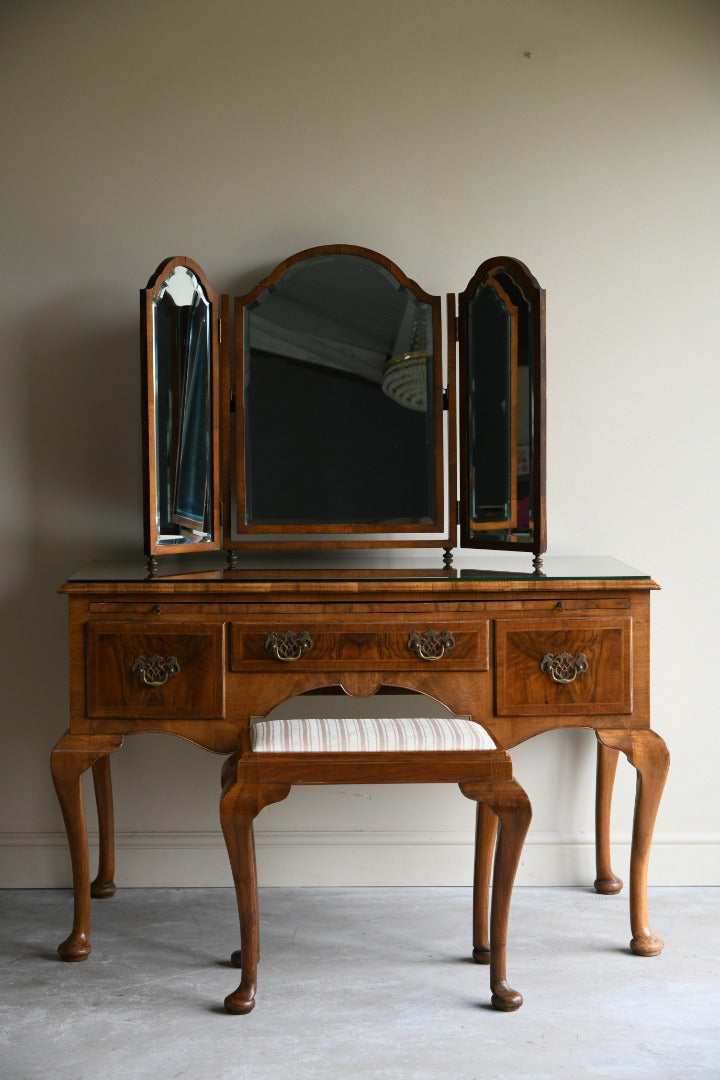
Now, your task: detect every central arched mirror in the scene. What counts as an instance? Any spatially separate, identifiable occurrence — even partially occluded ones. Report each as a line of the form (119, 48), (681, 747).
(231, 246), (445, 545)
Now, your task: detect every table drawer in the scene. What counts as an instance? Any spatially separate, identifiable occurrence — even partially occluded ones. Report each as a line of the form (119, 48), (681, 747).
(230, 618), (489, 672)
(494, 617), (632, 716)
(87, 622), (225, 719)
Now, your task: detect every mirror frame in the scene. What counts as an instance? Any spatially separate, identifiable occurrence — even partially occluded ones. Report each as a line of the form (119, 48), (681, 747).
(225, 245), (450, 551)
(457, 255), (546, 559)
(140, 256), (223, 562)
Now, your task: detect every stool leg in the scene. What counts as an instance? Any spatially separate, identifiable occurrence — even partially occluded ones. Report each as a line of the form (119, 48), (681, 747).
(472, 801), (497, 964)
(461, 778), (532, 1011)
(220, 772), (290, 1015)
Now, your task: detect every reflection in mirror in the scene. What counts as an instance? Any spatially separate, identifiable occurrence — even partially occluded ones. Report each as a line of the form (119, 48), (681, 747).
(460, 258), (545, 557)
(238, 252), (439, 531)
(152, 266), (214, 545)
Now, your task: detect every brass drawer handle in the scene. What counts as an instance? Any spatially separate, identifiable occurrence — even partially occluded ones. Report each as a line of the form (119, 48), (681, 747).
(131, 654), (181, 687)
(265, 630), (313, 662)
(408, 629), (455, 661)
(540, 651), (588, 684)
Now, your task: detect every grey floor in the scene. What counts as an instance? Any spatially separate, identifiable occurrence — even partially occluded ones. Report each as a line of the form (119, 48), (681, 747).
(1, 888), (718, 1080)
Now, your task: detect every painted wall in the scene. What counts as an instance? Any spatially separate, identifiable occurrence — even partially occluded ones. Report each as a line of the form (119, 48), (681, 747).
(2, 0), (718, 888)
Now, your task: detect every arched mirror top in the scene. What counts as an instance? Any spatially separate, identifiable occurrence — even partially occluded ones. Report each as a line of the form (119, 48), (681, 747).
(240, 244), (439, 307)
(458, 255), (542, 306)
(144, 255), (218, 303)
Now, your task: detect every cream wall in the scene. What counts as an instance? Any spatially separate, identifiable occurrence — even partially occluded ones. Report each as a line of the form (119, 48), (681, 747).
(2, 0), (718, 888)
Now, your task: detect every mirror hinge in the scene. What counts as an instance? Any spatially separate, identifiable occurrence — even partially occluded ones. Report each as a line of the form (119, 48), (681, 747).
(442, 387), (449, 411)
(218, 317), (223, 344)
(456, 500), (461, 524)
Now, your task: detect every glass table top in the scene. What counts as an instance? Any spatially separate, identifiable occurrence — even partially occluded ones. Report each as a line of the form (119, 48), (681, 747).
(67, 553), (652, 584)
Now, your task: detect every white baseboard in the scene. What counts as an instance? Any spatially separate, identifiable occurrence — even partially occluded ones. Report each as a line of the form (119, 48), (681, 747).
(2, 830), (719, 887)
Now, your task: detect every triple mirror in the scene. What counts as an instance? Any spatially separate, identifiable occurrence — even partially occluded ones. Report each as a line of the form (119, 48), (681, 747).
(141, 246), (545, 565)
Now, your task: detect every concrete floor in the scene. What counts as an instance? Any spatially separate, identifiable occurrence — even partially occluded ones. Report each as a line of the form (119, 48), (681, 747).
(1, 887), (718, 1080)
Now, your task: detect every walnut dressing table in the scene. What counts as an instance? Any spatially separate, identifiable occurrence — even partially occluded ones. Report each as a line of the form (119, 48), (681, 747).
(52, 246), (669, 1008)
(52, 553), (668, 970)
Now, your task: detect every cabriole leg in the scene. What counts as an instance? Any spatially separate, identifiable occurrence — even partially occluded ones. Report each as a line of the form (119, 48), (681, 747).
(461, 779), (532, 1011)
(597, 729), (670, 956)
(472, 801), (498, 964)
(220, 769), (291, 1014)
(50, 733), (123, 961)
(594, 737), (623, 894)
(220, 755), (244, 969)
(91, 755), (117, 898)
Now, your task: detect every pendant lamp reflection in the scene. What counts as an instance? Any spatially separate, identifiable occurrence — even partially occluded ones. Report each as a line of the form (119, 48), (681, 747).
(382, 313), (428, 412)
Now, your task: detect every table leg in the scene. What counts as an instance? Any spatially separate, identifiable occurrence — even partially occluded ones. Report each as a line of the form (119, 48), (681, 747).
(596, 729), (670, 956)
(219, 755), (244, 969)
(471, 800), (498, 964)
(91, 755), (117, 898)
(460, 779), (532, 1011)
(594, 738), (623, 894)
(50, 733), (124, 961)
(220, 768), (291, 1014)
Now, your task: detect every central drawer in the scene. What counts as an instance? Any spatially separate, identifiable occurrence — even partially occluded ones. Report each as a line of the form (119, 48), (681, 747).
(230, 617), (489, 672)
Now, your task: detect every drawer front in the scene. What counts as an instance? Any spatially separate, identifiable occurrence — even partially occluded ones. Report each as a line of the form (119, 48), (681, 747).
(495, 617), (632, 716)
(87, 622), (225, 719)
(230, 618), (489, 672)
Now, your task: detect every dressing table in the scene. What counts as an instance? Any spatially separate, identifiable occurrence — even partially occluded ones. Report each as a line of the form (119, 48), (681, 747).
(52, 247), (668, 1007)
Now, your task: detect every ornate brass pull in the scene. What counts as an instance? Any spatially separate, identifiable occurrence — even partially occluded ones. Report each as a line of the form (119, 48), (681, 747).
(540, 651), (588, 684)
(131, 655), (180, 687)
(408, 629), (455, 661)
(265, 630), (313, 662)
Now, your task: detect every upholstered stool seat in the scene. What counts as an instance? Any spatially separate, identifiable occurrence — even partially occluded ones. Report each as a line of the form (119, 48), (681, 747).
(251, 714), (496, 754)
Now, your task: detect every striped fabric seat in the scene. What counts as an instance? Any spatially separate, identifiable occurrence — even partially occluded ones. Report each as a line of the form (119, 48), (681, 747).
(250, 714), (496, 754)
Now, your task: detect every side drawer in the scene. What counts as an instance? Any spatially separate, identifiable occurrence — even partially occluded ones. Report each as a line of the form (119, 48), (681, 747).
(230, 618), (489, 672)
(494, 617), (632, 716)
(87, 621), (225, 719)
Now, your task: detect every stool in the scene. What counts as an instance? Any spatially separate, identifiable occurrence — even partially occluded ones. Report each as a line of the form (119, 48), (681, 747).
(219, 695), (531, 1014)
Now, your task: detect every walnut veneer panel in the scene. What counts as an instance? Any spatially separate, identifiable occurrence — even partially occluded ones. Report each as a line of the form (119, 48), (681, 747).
(87, 621), (225, 720)
(495, 617), (632, 716)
